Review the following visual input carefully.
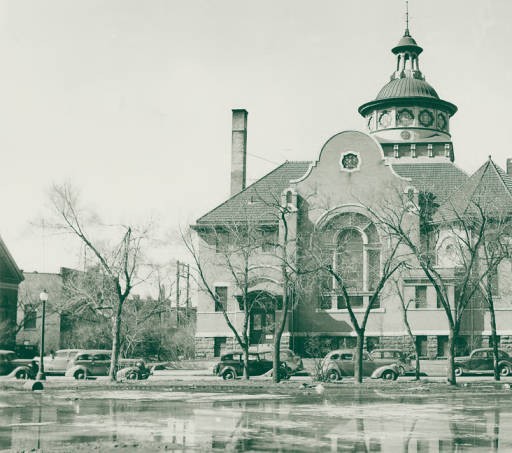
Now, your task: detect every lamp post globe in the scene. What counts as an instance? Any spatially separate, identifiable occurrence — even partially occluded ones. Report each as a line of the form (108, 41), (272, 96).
(36, 289), (48, 381)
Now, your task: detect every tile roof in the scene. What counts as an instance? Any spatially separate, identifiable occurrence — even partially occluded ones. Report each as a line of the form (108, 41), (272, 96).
(196, 161), (311, 225)
(435, 159), (512, 221)
(391, 162), (469, 204)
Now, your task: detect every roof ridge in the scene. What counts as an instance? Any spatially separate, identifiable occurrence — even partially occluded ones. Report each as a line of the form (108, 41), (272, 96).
(196, 161), (296, 223)
(488, 159), (512, 202)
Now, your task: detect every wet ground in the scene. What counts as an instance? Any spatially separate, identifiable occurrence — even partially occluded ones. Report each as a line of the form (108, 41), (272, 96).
(1, 386), (512, 452)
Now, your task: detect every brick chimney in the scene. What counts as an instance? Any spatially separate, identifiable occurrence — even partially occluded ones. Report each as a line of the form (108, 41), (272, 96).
(230, 109), (248, 196)
(507, 158), (512, 176)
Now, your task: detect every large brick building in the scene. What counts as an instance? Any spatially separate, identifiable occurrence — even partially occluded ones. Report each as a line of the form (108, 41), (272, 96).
(192, 23), (512, 359)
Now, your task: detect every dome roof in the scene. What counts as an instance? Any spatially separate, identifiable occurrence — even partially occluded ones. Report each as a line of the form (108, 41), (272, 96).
(376, 78), (439, 100)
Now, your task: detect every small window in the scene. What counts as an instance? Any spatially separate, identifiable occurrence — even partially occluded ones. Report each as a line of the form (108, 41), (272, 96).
(76, 354), (91, 361)
(337, 295), (363, 309)
(261, 229), (278, 253)
(340, 353), (353, 360)
(286, 191), (293, 204)
(215, 287), (228, 312)
(415, 286), (427, 308)
(215, 231), (229, 253)
(489, 267), (499, 297)
(23, 306), (37, 330)
(330, 353), (340, 360)
(93, 354), (110, 361)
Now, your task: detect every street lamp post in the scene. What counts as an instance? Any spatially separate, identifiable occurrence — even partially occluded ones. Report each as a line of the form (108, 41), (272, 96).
(36, 289), (48, 381)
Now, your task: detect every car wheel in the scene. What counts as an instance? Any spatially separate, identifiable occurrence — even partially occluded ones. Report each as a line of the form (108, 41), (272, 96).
(382, 370), (397, 381)
(454, 366), (463, 377)
(15, 369), (28, 380)
(126, 370), (139, 380)
(222, 369), (236, 380)
(499, 365), (511, 377)
(326, 369), (341, 382)
(74, 370), (86, 380)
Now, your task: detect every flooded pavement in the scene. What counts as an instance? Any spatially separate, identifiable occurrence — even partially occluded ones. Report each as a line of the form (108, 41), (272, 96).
(1, 387), (511, 452)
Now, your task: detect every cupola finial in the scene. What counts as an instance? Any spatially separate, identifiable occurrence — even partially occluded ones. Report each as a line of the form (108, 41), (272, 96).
(404, 1), (410, 36)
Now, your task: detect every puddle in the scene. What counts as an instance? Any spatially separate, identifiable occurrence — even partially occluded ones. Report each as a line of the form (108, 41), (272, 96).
(1, 391), (511, 451)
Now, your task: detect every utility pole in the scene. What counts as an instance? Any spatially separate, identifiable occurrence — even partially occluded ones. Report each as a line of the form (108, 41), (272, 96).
(175, 261), (191, 326)
(176, 260), (180, 326)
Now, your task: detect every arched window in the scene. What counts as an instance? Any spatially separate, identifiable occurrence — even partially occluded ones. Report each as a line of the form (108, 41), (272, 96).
(336, 228), (364, 291)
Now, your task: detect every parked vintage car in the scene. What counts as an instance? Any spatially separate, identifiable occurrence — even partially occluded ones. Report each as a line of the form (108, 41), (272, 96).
(0, 350), (37, 379)
(369, 348), (413, 376)
(454, 348), (512, 377)
(65, 350), (151, 380)
(321, 349), (400, 381)
(258, 348), (304, 375)
(213, 351), (289, 380)
(33, 349), (82, 375)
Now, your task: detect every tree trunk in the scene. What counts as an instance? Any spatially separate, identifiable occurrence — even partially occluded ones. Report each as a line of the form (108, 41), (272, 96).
(490, 307), (500, 381)
(447, 326), (457, 385)
(414, 341), (421, 381)
(354, 332), (364, 384)
(272, 336), (281, 384)
(242, 344), (250, 380)
(109, 303), (123, 381)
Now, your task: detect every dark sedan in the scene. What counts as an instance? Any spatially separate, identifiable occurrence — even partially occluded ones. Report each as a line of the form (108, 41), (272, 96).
(213, 351), (289, 380)
(0, 350), (37, 379)
(454, 348), (512, 377)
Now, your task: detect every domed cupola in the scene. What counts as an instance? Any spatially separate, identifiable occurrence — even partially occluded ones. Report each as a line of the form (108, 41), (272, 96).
(358, 9), (458, 161)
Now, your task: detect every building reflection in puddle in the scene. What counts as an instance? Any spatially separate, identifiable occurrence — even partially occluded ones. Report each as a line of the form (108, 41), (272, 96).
(0, 391), (511, 451)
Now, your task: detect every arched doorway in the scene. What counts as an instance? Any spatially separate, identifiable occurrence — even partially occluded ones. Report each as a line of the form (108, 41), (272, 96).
(244, 291), (282, 345)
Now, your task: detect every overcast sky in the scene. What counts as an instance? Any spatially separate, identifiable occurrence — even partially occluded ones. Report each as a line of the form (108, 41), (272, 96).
(1, 0), (510, 275)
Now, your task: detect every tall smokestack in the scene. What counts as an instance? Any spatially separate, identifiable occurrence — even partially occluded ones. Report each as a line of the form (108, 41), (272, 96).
(230, 109), (248, 196)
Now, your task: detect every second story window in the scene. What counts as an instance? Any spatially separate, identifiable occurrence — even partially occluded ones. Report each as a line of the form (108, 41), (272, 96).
(215, 286), (228, 312)
(415, 286), (427, 308)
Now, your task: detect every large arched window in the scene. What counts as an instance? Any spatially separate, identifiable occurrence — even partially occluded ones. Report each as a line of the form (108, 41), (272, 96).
(336, 228), (364, 291)
(316, 211), (382, 309)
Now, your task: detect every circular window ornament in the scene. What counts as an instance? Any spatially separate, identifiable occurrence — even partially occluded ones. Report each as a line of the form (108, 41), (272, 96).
(378, 111), (391, 128)
(437, 113), (447, 130)
(419, 109), (434, 127)
(339, 151), (361, 172)
(397, 108), (414, 127)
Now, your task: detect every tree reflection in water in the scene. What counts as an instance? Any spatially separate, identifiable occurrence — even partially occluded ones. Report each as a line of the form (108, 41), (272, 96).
(0, 391), (511, 451)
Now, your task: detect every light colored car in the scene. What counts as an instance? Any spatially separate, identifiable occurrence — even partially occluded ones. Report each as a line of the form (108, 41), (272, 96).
(258, 349), (304, 374)
(65, 349), (151, 380)
(34, 349), (82, 375)
(65, 350), (112, 379)
(321, 349), (400, 381)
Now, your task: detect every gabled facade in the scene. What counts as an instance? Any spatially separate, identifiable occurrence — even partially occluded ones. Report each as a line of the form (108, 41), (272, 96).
(193, 21), (512, 359)
(0, 235), (24, 350)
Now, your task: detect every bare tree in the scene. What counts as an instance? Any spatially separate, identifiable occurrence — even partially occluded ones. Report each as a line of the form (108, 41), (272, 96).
(48, 183), (148, 380)
(312, 228), (405, 383)
(392, 277), (421, 380)
(183, 219), (275, 379)
(370, 189), (509, 385)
